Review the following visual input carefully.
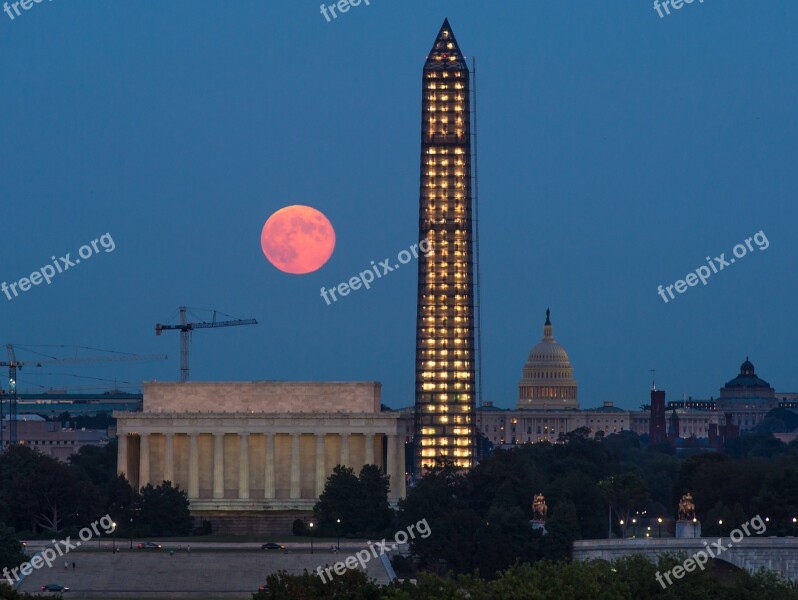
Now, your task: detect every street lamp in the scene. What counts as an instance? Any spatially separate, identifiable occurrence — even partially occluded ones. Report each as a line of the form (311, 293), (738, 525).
(129, 517), (134, 550)
(336, 518), (341, 551)
(112, 522), (117, 554)
(309, 522), (314, 555)
(632, 518), (637, 538)
(657, 517), (663, 538)
(619, 519), (625, 539)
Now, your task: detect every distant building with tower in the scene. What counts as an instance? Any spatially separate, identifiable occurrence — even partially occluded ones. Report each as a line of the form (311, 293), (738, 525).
(667, 409), (680, 442)
(666, 358), (789, 444)
(443, 312), (798, 452)
(649, 388), (667, 444)
(1, 391), (135, 457)
(414, 19), (478, 471)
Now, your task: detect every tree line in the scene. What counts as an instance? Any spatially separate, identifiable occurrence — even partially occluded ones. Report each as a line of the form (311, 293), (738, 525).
(314, 426), (798, 579)
(0, 442), (192, 540)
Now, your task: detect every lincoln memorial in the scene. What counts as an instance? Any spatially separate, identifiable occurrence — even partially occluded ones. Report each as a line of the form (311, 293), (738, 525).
(115, 381), (406, 533)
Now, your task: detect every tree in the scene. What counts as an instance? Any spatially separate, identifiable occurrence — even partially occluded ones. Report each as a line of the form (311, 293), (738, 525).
(559, 426), (592, 443)
(315, 465), (392, 536)
(751, 467), (798, 535)
(30, 457), (100, 533)
(597, 473), (648, 537)
(475, 504), (542, 578)
(105, 474), (137, 533)
(476, 431), (495, 460)
(357, 465), (393, 534)
(0, 524), (26, 576)
(136, 481), (192, 537)
(0, 445), (101, 534)
(0, 445), (41, 532)
(291, 518), (306, 536)
(68, 440), (117, 487)
(252, 568), (381, 600)
(542, 500), (581, 560)
(314, 465), (362, 535)
(757, 408), (798, 433)
(725, 433), (786, 459)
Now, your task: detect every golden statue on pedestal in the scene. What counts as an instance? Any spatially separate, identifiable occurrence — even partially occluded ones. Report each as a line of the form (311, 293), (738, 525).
(533, 492), (548, 521)
(678, 492), (696, 521)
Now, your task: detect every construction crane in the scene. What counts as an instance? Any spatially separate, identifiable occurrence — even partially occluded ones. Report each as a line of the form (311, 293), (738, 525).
(155, 306), (257, 383)
(0, 344), (168, 447)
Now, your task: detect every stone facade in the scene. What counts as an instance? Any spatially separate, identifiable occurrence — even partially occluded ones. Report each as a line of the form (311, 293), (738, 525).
(115, 382), (406, 527)
(573, 538), (798, 581)
(142, 381), (382, 414)
(476, 402), (647, 445)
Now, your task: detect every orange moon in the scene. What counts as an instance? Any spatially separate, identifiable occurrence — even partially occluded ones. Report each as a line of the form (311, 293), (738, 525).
(260, 205), (336, 274)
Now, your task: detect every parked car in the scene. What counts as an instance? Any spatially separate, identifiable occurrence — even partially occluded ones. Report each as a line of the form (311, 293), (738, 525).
(261, 542), (285, 550)
(40, 584), (69, 592)
(137, 541), (162, 549)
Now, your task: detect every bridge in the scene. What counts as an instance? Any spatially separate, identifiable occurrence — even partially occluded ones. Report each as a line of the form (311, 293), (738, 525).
(573, 537), (798, 581)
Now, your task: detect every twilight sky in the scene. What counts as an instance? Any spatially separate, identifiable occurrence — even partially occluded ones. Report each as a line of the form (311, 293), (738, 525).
(0, 0), (795, 410)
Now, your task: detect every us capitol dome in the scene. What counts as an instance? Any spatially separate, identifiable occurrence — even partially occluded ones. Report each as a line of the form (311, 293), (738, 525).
(517, 309), (579, 410)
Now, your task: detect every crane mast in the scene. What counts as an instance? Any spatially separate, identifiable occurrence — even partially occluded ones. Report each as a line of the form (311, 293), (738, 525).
(155, 306), (257, 382)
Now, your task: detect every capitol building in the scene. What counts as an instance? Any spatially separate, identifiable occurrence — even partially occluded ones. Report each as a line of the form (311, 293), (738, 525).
(470, 310), (798, 448)
(517, 308), (579, 410)
(475, 309), (649, 445)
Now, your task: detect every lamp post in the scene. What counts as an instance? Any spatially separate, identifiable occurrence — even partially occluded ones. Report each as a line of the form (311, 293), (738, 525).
(129, 517), (134, 550)
(336, 518), (341, 551)
(657, 517), (663, 538)
(309, 522), (314, 555)
(112, 522), (117, 554)
(619, 519), (625, 539)
(632, 518), (637, 538)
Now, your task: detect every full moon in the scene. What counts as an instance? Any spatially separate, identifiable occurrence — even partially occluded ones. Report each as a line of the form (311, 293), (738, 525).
(260, 205), (336, 274)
